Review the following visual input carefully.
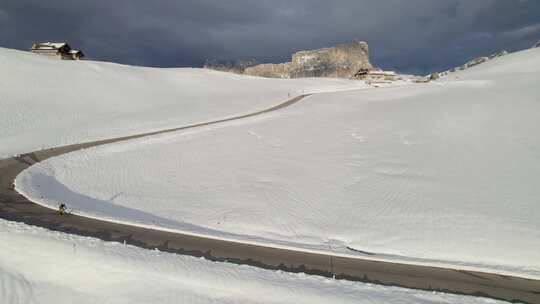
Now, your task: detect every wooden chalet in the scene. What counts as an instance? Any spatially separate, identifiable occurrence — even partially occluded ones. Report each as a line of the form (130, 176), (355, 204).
(30, 42), (84, 60)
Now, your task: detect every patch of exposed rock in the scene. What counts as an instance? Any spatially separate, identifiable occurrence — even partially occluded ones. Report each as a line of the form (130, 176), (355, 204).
(207, 40), (372, 79)
(244, 63), (291, 78)
(288, 41), (372, 78)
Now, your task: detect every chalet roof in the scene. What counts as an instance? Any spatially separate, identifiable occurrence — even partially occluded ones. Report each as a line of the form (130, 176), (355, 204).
(354, 68), (397, 80)
(31, 42), (70, 50)
(368, 69), (397, 76)
(69, 49), (84, 58)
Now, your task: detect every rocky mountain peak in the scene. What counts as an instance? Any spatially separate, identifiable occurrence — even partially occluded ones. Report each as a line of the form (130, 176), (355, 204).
(206, 40), (372, 79)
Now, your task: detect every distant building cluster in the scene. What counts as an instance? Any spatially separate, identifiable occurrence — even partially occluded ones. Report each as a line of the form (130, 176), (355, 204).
(354, 68), (397, 82)
(30, 42), (84, 60)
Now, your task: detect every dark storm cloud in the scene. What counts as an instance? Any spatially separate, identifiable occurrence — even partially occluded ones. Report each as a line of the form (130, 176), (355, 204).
(1, 0), (539, 74)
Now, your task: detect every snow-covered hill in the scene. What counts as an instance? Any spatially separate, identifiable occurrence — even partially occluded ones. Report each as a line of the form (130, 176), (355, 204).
(17, 47), (540, 279)
(0, 47), (367, 158)
(6, 46), (491, 304)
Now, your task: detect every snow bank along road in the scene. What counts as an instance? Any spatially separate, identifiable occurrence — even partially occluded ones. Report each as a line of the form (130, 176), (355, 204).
(0, 219), (509, 304)
(1, 95), (539, 304)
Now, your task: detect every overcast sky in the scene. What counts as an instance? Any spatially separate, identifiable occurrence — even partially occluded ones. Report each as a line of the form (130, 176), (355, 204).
(1, 0), (539, 74)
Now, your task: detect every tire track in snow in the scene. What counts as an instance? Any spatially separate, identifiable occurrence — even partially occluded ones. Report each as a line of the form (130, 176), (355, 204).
(0, 268), (37, 304)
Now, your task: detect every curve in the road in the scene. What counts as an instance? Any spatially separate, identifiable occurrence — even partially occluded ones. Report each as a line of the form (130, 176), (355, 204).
(1, 94), (539, 304)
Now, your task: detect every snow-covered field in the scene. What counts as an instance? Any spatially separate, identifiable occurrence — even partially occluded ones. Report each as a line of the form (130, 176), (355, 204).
(0, 218), (505, 304)
(16, 47), (540, 280)
(0, 47), (367, 158)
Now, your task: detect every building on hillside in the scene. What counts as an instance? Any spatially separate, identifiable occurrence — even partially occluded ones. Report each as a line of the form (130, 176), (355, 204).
(462, 57), (489, 69)
(68, 49), (84, 60)
(354, 68), (397, 82)
(354, 68), (370, 79)
(30, 42), (84, 60)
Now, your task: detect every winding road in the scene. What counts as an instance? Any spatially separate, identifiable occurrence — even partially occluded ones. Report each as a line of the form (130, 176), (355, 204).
(1, 94), (539, 303)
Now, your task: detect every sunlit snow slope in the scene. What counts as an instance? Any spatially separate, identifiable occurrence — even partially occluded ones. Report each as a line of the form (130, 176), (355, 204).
(0, 47), (366, 158)
(17, 48), (540, 278)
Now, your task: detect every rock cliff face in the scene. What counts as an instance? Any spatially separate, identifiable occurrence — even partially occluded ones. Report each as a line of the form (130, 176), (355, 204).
(241, 40), (371, 79)
(244, 63), (291, 78)
(288, 41), (372, 78)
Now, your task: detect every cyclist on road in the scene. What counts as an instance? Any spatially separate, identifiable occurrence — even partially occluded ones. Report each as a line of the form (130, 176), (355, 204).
(58, 203), (67, 216)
